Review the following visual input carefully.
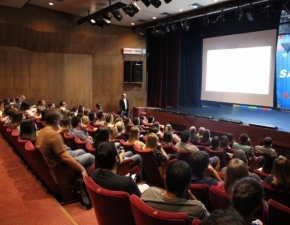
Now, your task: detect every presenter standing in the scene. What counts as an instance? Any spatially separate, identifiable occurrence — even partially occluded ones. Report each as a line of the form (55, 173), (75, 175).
(119, 93), (129, 118)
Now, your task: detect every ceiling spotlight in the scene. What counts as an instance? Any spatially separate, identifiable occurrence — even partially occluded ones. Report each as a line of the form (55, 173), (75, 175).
(246, 11), (254, 21)
(151, 27), (165, 37)
(89, 19), (96, 26)
(113, 9), (123, 21)
(165, 24), (171, 33)
(138, 30), (146, 37)
(164, 0), (172, 3)
(181, 19), (190, 32)
(151, 0), (161, 8)
(203, 16), (210, 26)
(102, 13), (112, 25)
(122, 3), (140, 17)
(170, 23), (178, 31)
(236, 8), (244, 21)
(141, 0), (151, 7)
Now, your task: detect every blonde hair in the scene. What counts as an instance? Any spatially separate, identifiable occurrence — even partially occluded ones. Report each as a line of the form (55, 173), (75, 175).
(144, 133), (158, 150)
(128, 126), (140, 143)
(112, 121), (124, 137)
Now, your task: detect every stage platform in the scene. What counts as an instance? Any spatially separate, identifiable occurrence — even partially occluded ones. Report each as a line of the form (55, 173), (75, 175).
(160, 105), (290, 132)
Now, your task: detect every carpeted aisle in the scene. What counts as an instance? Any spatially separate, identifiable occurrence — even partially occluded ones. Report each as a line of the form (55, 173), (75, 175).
(0, 134), (97, 225)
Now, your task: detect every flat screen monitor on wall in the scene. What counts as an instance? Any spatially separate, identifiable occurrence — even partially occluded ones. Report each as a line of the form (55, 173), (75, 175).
(201, 29), (277, 107)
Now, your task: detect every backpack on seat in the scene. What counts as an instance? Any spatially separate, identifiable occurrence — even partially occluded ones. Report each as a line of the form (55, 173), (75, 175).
(73, 178), (92, 210)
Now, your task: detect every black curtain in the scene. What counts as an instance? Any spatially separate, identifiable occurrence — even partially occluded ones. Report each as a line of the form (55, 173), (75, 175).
(147, 31), (180, 108)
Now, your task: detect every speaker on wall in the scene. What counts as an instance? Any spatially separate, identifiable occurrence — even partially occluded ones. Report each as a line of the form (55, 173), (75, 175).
(124, 61), (143, 82)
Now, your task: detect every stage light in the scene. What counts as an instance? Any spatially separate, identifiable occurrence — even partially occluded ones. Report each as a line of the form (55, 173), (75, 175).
(141, 0), (151, 7)
(164, 0), (172, 3)
(170, 23), (178, 31)
(165, 24), (171, 33)
(246, 11), (254, 21)
(181, 19), (190, 32)
(203, 16), (210, 26)
(151, 27), (165, 37)
(113, 9), (123, 21)
(122, 3), (140, 17)
(102, 13), (112, 25)
(236, 8), (244, 21)
(89, 19), (96, 26)
(152, 0), (161, 8)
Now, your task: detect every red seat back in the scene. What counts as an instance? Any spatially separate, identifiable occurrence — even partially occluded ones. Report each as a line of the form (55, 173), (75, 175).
(262, 182), (290, 207)
(253, 169), (269, 180)
(130, 194), (191, 225)
(268, 199), (290, 225)
(172, 146), (192, 163)
(120, 139), (136, 153)
(63, 132), (78, 150)
(84, 177), (135, 225)
(189, 184), (212, 212)
(209, 185), (231, 210)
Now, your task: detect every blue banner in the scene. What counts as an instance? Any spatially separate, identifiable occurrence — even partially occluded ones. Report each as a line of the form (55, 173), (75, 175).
(276, 34), (290, 109)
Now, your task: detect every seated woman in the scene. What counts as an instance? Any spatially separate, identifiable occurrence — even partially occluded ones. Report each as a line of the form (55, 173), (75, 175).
(104, 112), (114, 131)
(216, 158), (249, 194)
(81, 109), (90, 126)
(20, 102), (38, 118)
(94, 126), (142, 176)
(60, 118), (72, 133)
(210, 136), (232, 164)
(8, 111), (23, 131)
(264, 156), (290, 192)
(141, 133), (169, 166)
(127, 126), (145, 149)
(199, 129), (212, 145)
(20, 119), (38, 144)
(160, 123), (180, 142)
(161, 131), (174, 146)
(197, 127), (205, 139)
(112, 121), (127, 141)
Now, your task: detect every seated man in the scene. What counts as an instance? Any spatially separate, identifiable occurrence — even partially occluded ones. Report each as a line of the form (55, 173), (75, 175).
(69, 116), (93, 145)
(232, 133), (264, 166)
(201, 208), (246, 225)
(91, 141), (146, 197)
(254, 137), (278, 158)
(232, 177), (264, 225)
(36, 109), (95, 178)
(189, 151), (222, 187)
(141, 160), (208, 220)
(189, 126), (200, 141)
(175, 130), (199, 152)
(133, 117), (144, 131)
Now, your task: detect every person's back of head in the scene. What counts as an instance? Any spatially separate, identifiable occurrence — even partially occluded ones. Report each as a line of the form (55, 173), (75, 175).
(105, 112), (113, 123)
(44, 109), (60, 125)
(232, 177), (263, 223)
(152, 121), (160, 130)
(148, 126), (158, 134)
(271, 156), (290, 191)
(97, 111), (104, 120)
(225, 158), (249, 194)
(162, 131), (172, 144)
(129, 126), (139, 142)
(189, 126), (196, 134)
(189, 151), (209, 176)
(180, 130), (190, 143)
(95, 141), (118, 170)
(211, 136), (220, 149)
(263, 137), (272, 147)
(198, 127), (205, 136)
(226, 133), (234, 143)
(20, 119), (37, 143)
(61, 119), (72, 132)
(220, 135), (229, 147)
(20, 102), (30, 111)
(201, 129), (211, 142)
(164, 123), (172, 133)
(71, 116), (81, 128)
(88, 112), (96, 121)
(94, 126), (110, 149)
(233, 150), (247, 164)
(239, 133), (249, 144)
(145, 133), (158, 150)
(201, 208), (246, 225)
(133, 117), (140, 126)
(148, 116), (154, 123)
(9, 111), (23, 129)
(96, 103), (102, 109)
(166, 161), (192, 196)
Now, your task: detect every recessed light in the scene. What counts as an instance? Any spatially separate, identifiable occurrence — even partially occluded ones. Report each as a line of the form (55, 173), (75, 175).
(131, 23), (135, 25)
(213, 0), (219, 2)
(189, 3), (203, 9)
(179, 9), (184, 12)
(152, 17), (157, 19)
(49, 2), (53, 6)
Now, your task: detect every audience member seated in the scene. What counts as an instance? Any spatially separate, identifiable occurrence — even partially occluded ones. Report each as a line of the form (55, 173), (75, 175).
(264, 156), (290, 192)
(37, 100), (46, 112)
(226, 133), (234, 146)
(175, 130), (199, 152)
(47, 102), (55, 109)
(162, 123), (180, 142)
(254, 137), (278, 158)
(0, 100), (4, 118)
(94, 103), (103, 114)
(95, 111), (105, 126)
(125, 122), (134, 133)
(69, 116), (93, 145)
(141, 160), (208, 221)
(161, 131), (174, 146)
(232, 177), (264, 225)
(94, 126), (143, 176)
(60, 118), (72, 133)
(221, 150), (261, 182)
(132, 117), (143, 131)
(20, 119), (38, 144)
(189, 151), (222, 187)
(258, 154), (277, 174)
(112, 121), (127, 141)
(189, 126), (200, 141)
(36, 109), (95, 177)
(81, 109), (90, 126)
(2, 106), (16, 124)
(197, 127), (205, 139)
(104, 112), (114, 131)
(216, 158), (249, 194)
(210, 136), (232, 164)
(141, 133), (169, 166)
(88, 111), (96, 123)
(8, 111), (23, 131)
(127, 126), (145, 149)
(152, 121), (163, 136)
(201, 208), (246, 225)
(232, 133), (264, 167)
(21, 102), (38, 118)
(91, 141), (146, 196)
(199, 129), (212, 145)
(140, 114), (153, 127)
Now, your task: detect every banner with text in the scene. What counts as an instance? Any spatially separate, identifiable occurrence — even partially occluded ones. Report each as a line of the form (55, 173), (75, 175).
(276, 34), (290, 109)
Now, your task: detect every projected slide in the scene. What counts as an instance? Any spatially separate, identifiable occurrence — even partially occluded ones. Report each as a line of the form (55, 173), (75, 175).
(201, 29), (277, 107)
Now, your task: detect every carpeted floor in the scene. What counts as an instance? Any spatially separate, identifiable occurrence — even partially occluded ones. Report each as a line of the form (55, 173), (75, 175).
(0, 134), (97, 225)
